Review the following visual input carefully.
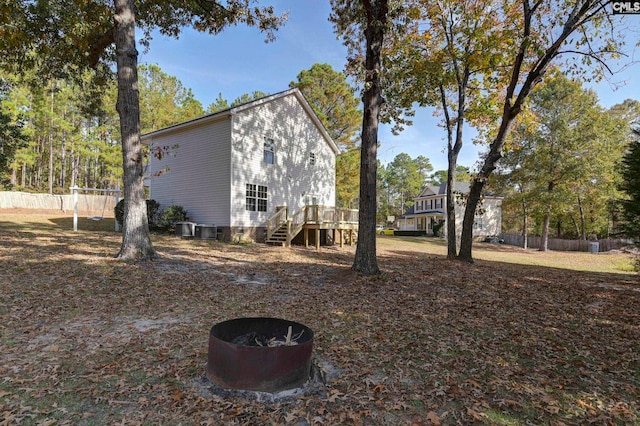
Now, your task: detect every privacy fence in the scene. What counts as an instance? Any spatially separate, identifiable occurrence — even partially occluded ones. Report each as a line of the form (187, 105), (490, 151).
(501, 233), (633, 253)
(0, 191), (117, 217)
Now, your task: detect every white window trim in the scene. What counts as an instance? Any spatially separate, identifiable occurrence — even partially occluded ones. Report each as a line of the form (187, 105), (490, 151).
(264, 137), (275, 164)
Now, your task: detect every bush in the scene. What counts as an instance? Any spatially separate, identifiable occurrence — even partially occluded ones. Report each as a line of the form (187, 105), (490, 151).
(159, 205), (188, 231)
(432, 220), (445, 237)
(114, 199), (124, 225)
(114, 199), (162, 229)
(146, 199), (161, 229)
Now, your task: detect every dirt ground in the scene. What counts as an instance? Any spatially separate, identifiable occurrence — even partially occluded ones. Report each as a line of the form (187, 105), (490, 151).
(0, 211), (638, 425)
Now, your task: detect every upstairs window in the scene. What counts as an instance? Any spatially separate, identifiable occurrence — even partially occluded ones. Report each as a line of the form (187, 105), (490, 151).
(246, 184), (268, 212)
(309, 152), (316, 166)
(264, 138), (275, 164)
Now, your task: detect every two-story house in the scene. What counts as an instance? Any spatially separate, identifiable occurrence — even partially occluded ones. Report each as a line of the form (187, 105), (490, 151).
(142, 89), (357, 244)
(397, 182), (503, 238)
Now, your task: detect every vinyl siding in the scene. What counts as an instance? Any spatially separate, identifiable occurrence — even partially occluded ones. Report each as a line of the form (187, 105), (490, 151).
(230, 94), (336, 227)
(147, 118), (232, 226)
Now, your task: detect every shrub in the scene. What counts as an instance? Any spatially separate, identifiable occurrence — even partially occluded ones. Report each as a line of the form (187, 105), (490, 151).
(432, 220), (445, 237)
(114, 199), (124, 225)
(159, 205), (188, 230)
(146, 199), (161, 229)
(114, 199), (162, 229)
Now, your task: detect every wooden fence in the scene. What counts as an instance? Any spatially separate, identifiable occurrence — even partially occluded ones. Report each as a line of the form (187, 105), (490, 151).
(0, 191), (117, 217)
(501, 233), (633, 253)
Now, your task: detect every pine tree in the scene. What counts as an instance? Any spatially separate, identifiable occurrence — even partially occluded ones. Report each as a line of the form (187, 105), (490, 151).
(619, 129), (640, 245)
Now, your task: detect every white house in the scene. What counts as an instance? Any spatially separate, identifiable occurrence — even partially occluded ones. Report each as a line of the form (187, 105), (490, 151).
(397, 182), (503, 238)
(141, 89), (344, 243)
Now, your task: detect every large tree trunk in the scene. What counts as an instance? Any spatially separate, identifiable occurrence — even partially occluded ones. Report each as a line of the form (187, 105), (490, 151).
(114, 0), (155, 260)
(352, 0), (388, 276)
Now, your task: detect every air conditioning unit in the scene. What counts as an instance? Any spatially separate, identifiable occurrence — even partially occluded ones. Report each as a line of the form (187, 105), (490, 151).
(175, 222), (196, 237)
(195, 224), (217, 240)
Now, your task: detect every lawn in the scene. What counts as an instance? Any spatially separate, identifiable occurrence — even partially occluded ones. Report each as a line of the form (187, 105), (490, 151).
(1, 210), (638, 425)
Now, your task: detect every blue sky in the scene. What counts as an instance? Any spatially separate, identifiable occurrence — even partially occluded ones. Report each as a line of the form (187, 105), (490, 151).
(139, 0), (639, 172)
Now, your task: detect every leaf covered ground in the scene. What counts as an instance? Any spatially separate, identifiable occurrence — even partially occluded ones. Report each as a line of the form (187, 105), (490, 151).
(1, 211), (639, 425)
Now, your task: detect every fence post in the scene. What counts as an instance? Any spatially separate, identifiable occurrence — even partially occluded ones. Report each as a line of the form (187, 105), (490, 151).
(71, 186), (79, 232)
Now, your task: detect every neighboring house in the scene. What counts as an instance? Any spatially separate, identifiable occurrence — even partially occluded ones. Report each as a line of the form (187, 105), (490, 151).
(397, 182), (503, 238)
(142, 88), (355, 244)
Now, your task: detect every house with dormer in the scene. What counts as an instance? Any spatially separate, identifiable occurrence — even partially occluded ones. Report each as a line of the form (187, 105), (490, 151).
(397, 182), (502, 238)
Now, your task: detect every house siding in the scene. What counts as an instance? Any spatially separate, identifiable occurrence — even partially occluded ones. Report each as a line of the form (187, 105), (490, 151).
(229, 94), (336, 228)
(147, 118), (232, 226)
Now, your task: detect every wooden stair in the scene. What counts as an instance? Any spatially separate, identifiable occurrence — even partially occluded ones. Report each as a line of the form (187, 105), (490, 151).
(265, 223), (288, 246)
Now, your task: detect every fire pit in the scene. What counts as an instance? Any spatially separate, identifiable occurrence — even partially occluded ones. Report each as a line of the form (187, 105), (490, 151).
(206, 317), (314, 393)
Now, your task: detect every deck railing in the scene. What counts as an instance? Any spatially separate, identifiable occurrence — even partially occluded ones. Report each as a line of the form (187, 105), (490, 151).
(266, 206), (288, 240)
(266, 205), (359, 246)
(303, 205), (359, 226)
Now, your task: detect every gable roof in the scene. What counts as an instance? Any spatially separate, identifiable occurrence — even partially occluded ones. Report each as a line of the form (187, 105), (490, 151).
(417, 182), (470, 197)
(416, 181), (503, 199)
(140, 88), (340, 155)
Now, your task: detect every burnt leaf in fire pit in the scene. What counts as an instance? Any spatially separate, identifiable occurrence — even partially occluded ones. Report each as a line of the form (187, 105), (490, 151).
(231, 331), (270, 347)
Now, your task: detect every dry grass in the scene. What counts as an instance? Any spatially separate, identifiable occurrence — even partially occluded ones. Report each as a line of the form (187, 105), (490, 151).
(377, 235), (636, 274)
(1, 210), (638, 425)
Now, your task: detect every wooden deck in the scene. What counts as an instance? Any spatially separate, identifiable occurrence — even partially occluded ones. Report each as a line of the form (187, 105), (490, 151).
(266, 205), (358, 249)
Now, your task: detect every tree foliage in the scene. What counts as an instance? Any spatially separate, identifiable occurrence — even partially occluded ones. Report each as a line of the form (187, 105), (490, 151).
(1, 72), (122, 192)
(206, 91), (269, 114)
(290, 63), (362, 151)
(428, 166), (471, 186)
(331, 0), (397, 275)
(499, 70), (628, 246)
(139, 64), (204, 133)
(619, 129), (640, 245)
(290, 63), (363, 208)
(2, 0), (286, 260)
(456, 0), (626, 262)
(384, 0), (513, 257)
(381, 153), (433, 218)
(1, 65), (206, 194)
(0, 78), (28, 186)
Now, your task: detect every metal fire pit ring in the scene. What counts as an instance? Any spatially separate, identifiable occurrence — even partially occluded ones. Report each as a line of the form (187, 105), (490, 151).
(206, 317), (314, 393)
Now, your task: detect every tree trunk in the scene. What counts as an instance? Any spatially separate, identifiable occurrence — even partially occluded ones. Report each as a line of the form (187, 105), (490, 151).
(540, 212), (550, 251)
(521, 199), (528, 249)
(577, 194), (586, 240)
(114, 0), (155, 260)
(48, 83), (54, 195)
(445, 173), (456, 257)
(440, 80), (466, 259)
(352, 0), (388, 276)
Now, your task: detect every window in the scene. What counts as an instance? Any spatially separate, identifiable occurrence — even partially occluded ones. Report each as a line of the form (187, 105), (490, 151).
(473, 217), (483, 230)
(264, 138), (275, 164)
(246, 184), (268, 212)
(309, 152), (316, 166)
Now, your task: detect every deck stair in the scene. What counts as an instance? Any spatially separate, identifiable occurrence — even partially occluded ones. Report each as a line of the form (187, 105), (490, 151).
(265, 205), (359, 248)
(265, 223), (288, 246)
